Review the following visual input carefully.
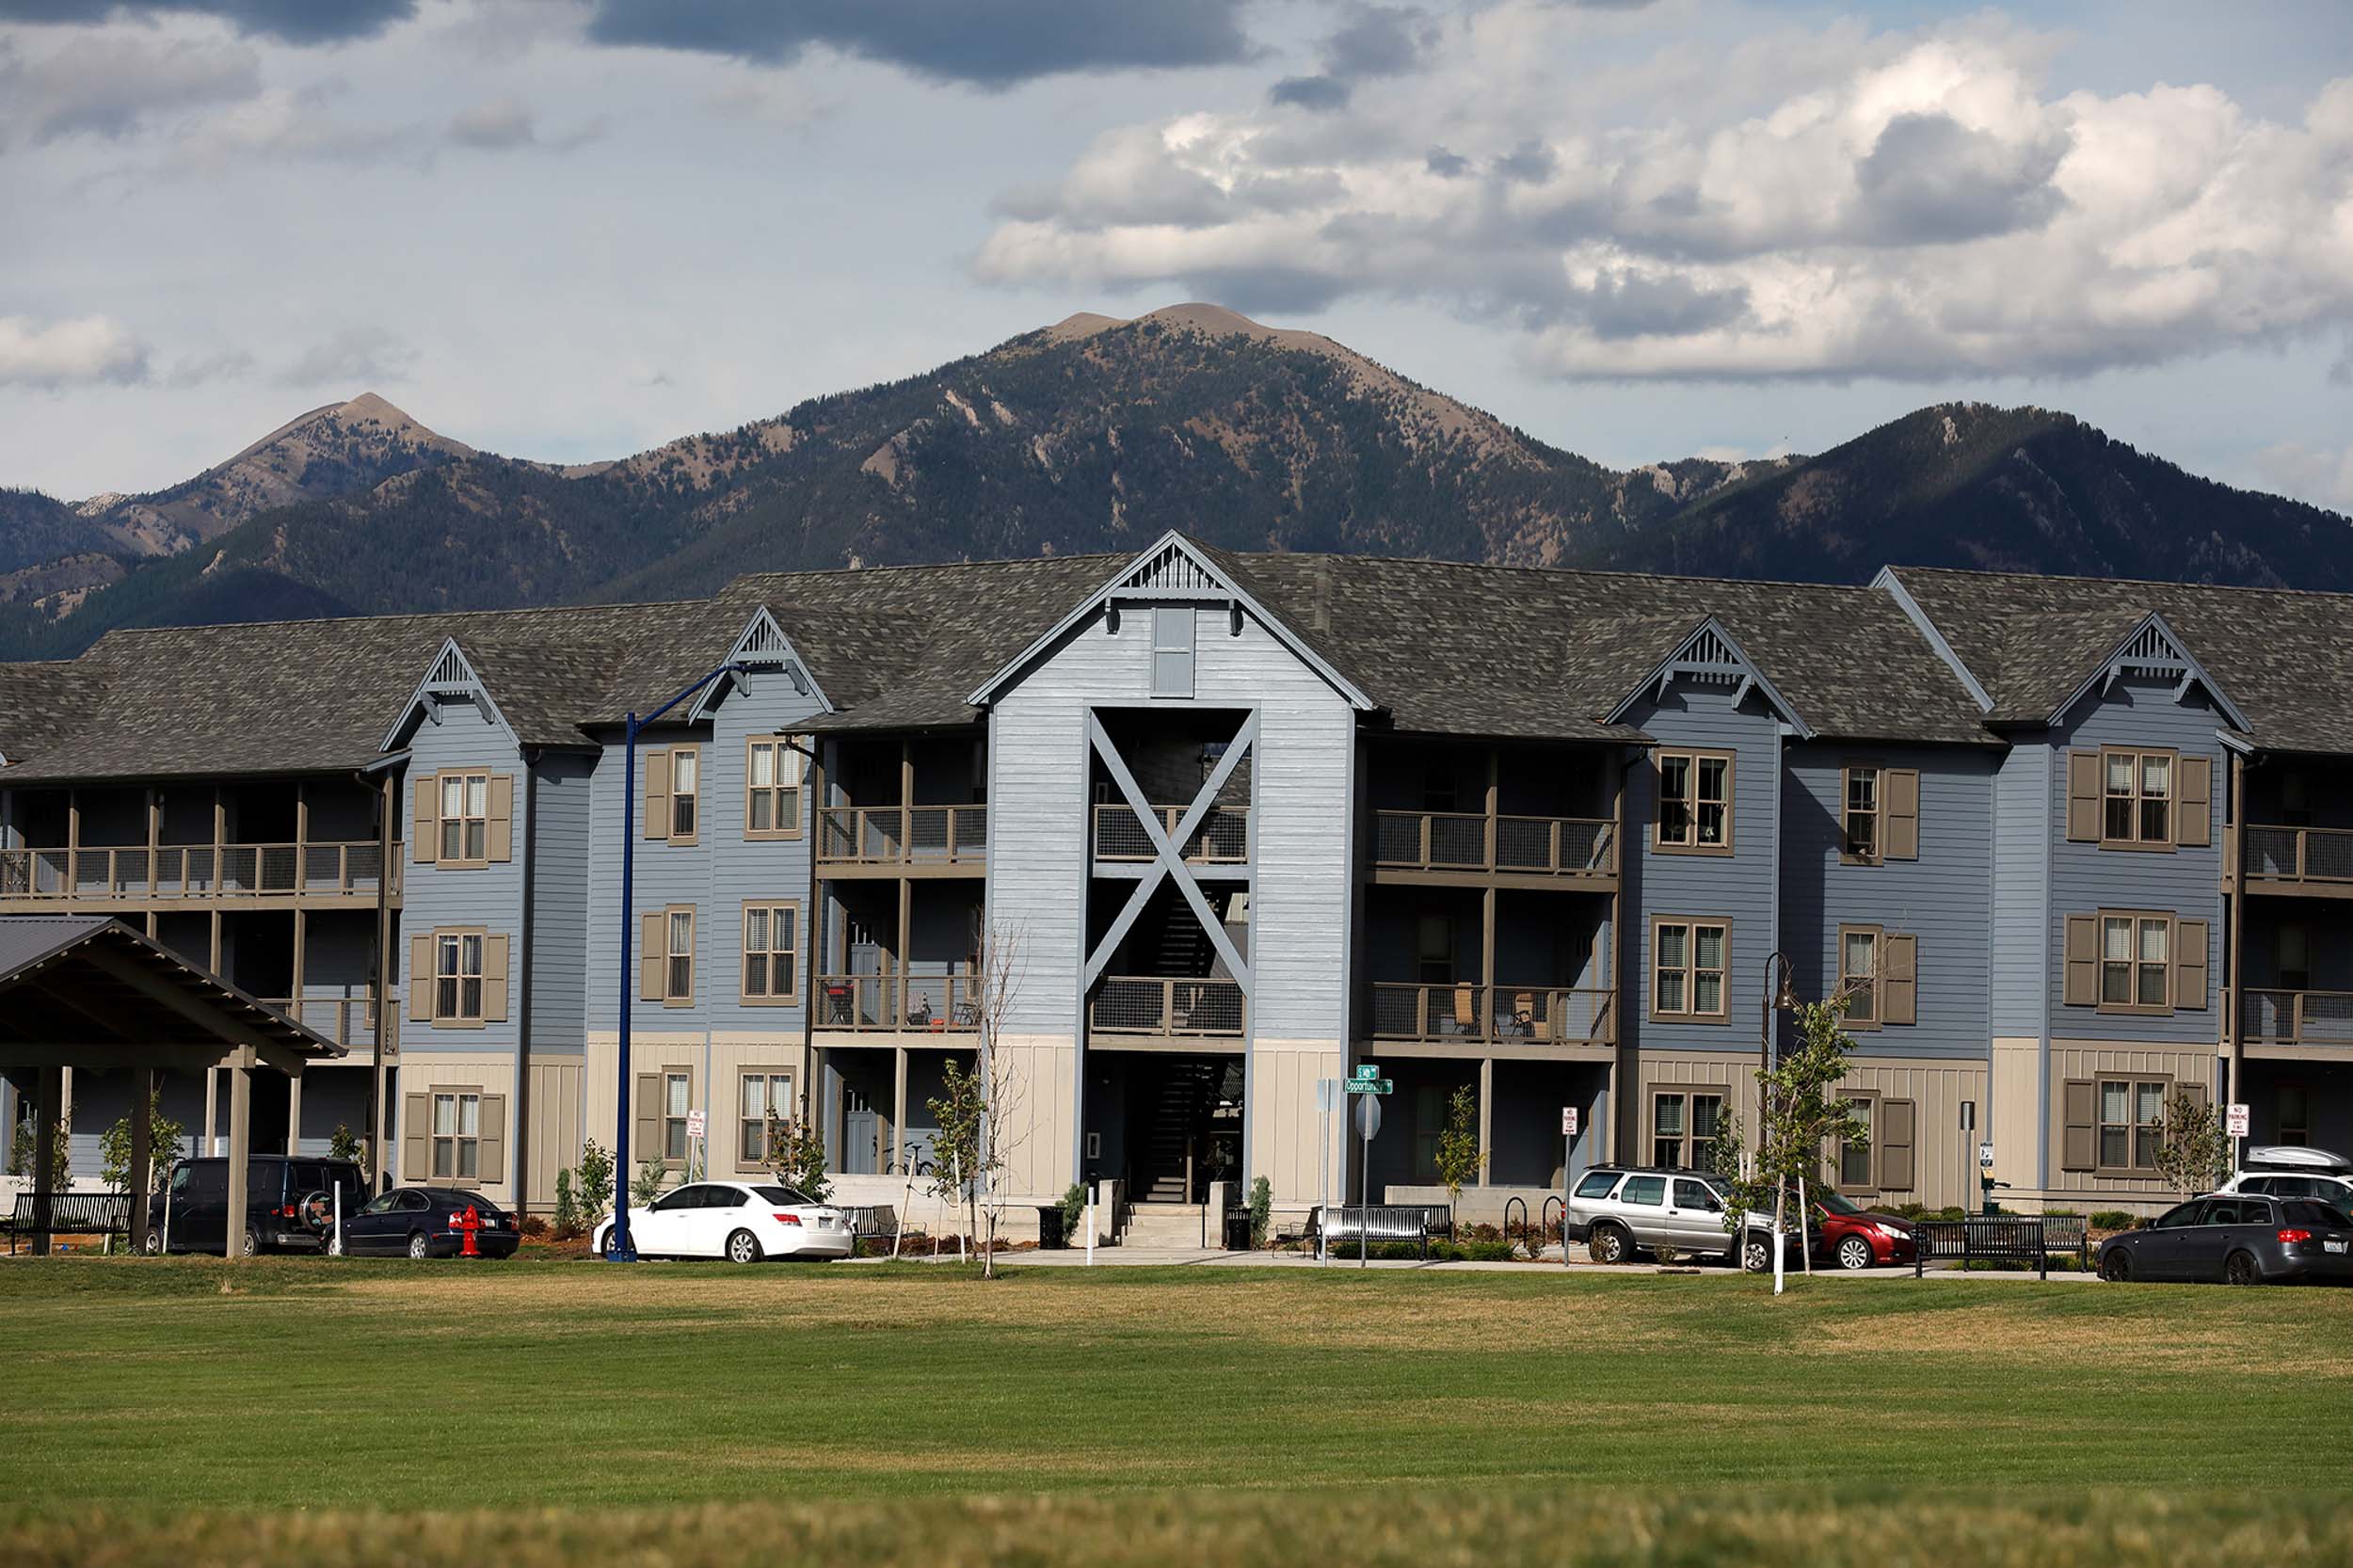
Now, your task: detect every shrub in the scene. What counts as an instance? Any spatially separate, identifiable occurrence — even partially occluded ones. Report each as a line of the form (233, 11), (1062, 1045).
(574, 1140), (615, 1225)
(552, 1170), (581, 1239)
(1248, 1176), (1272, 1249)
(1352, 1239), (1515, 1263)
(2091, 1209), (2139, 1230)
(632, 1158), (667, 1208)
(517, 1214), (550, 1240)
(1060, 1182), (1087, 1245)
(328, 1122), (367, 1178)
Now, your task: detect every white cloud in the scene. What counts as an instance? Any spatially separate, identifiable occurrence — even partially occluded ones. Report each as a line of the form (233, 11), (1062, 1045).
(281, 326), (416, 388)
(0, 314), (151, 389)
(444, 96), (605, 152)
(2255, 440), (2353, 517)
(973, 7), (2353, 382)
(0, 32), (262, 148)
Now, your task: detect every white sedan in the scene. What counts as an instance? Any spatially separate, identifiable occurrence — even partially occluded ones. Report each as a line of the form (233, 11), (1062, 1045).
(593, 1180), (854, 1263)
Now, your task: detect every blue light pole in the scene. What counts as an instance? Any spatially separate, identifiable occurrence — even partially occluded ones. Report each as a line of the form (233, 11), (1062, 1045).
(607, 661), (749, 1262)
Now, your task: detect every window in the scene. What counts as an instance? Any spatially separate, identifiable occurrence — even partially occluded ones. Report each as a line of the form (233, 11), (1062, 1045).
(2101, 914), (2169, 1010)
(1652, 1089), (1724, 1168)
(1618, 1175), (1668, 1207)
(436, 932), (484, 1022)
(663, 1071), (691, 1163)
(741, 902), (800, 1004)
(1573, 1170), (1619, 1200)
(2281, 1085), (2310, 1146)
(746, 738), (804, 839)
(667, 909), (695, 1003)
(1844, 766), (1880, 862)
(2096, 1079), (2168, 1174)
(1421, 760), (1457, 813)
(431, 1091), (480, 1180)
(1656, 751), (1731, 853)
(439, 773), (488, 863)
(1151, 605), (1194, 698)
(2281, 770), (2312, 827)
(1839, 1096), (1874, 1190)
(1652, 919), (1728, 1019)
(671, 747), (699, 840)
(2102, 748), (2173, 847)
(2279, 924), (2310, 992)
(1840, 927), (1880, 1024)
(1416, 915), (1454, 985)
(739, 1072), (793, 1167)
(640, 905), (696, 1005)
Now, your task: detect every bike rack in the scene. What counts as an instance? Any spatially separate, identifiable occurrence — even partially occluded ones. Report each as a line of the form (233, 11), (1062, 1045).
(1542, 1195), (1564, 1265)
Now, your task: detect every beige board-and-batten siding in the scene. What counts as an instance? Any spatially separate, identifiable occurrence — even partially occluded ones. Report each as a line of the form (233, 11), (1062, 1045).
(988, 1032), (1077, 1204)
(2041, 1039), (2219, 1202)
(580, 1032), (808, 1178)
(523, 1058), (583, 1214)
(395, 1049), (515, 1204)
(1247, 1037), (1344, 1217)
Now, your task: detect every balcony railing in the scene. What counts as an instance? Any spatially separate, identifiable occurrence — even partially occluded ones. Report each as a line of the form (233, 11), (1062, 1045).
(1089, 976), (1245, 1037)
(1371, 811), (1617, 877)
(813, 973), (981, 1032)
(2240, 987), (2353, 1048)
(260, 995), (380, 1049)
(2244, 825), (2353, 887)
(1092, 803), (1249, 864)
(1367, 982), (1617, 1047)
(0, 842), (398, 904)
(815, 807), (988, 867)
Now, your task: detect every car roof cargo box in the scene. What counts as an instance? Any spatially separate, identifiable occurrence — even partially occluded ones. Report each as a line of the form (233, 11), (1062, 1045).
(2243, 1145), (2351, 1174)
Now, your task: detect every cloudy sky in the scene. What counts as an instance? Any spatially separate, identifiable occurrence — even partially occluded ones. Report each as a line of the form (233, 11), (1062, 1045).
(4, 0), (2351, 517)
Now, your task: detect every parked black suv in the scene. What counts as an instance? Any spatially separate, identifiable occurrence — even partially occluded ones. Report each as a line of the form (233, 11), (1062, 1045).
(142, 1155), (367, 1256)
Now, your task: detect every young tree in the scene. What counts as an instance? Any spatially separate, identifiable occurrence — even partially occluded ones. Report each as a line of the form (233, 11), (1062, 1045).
(631, 1157), (667, 1209)
(2153, 1089), (2232, 1194)
(923, 920), (1029, 1278)
(1433, 1083), (1484, 1218)
(8, 1110), (69, 1188)
(763, 1116), (832, 1204)
(1715, 995), (1869, 1288)
(100, 1088), (185, 1194)
(328, 1121), (368, 1180)
(574, 1139), (615, 1226)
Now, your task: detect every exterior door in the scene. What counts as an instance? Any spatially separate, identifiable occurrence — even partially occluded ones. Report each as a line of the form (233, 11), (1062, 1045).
(1615, 1174), (1671, 1251)
(1671, 1177), (1728, 1255)
(347, 1191), (400, 1255)
(698, 1186), (752, 1255)
(641, 1185), (705, 1256)
(2141, 1199), (2213, 1280)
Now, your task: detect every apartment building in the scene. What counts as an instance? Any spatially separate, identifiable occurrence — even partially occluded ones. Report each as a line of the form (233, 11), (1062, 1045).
(2, 532), (2345, 1229)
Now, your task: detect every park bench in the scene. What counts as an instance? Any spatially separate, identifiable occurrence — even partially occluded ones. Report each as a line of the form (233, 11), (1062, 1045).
(1310, 1204), (1452, 1258)
(1912, 1213), (2089, 1279)
(6, 1192), (136, 1254)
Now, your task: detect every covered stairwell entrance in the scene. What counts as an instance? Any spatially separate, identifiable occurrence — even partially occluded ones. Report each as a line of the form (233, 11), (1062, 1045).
(1082, 1052), (1243, 1245)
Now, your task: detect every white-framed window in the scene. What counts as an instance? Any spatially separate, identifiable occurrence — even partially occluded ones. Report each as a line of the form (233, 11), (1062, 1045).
(1656, 752), (1732, 852)
(1652, 918), (1728, 1019)
(742, 902), (800, 1004)
(1840, 927), (1880, 1024)
(1844, 766), (1880, 862)
(671, 747), (699, 840)
(436, 932), (484, 1022)
(666, 908), (695, 1003)
(2101, 914), (2169, 1011)
(2102, 748), (2173, 846)
(746, 738), (803, 838)
(1151, 605), (1194, 698)
(664, 1071), (691, 1163)
(1651, 1089), (1724, 1169)
(437, 772), (488, 866)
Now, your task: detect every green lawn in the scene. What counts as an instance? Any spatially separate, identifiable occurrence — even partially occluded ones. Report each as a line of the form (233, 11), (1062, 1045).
(3, 1256), (2345, 1564)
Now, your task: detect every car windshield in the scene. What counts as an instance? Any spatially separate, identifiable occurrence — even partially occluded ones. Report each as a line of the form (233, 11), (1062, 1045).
(753, 1185), (815, 1208)
(1815, 1191), (1865, 1217)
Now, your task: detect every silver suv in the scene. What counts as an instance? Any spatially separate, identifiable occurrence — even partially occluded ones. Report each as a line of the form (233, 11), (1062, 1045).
(1566, 1165), (1818, 1271)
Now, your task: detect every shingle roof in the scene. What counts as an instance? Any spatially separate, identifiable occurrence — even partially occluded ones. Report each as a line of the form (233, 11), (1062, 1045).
(1891, 567), (2353, 754)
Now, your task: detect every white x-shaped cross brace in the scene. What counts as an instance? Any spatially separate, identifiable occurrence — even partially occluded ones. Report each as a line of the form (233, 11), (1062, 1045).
(1080, 710), (1256, 994)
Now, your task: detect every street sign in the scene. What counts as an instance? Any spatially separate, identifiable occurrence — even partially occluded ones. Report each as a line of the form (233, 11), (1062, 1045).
(1978, 1142), (1995, 1167)
(1344, 1078), (1393, 1095)
(686, 1110), (706, 1139)
(1354, 1094), (1383, 1142)
(1351, 1064), (1382, 1082)
(1561, 1106), (1579, 1137)
(2227, 1103), (2250, 1138)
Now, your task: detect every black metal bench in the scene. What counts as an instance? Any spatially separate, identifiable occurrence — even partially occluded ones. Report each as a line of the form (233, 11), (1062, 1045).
(6, 1192), (136, 1254)
(1913, 1213), (2089, 1279)
(1310, 1204), (1452, 1258)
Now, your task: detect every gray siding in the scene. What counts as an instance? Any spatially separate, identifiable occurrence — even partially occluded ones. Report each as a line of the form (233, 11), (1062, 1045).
(399, 694), (526, 1056)
(1781, 743), (1994, 1058)
(528, 752), (594, 1055)
(1991, 739), (2051, 1035)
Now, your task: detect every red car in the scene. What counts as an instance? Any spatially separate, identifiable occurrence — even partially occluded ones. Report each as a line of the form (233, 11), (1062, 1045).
(1816, 1191), (1919, 1269)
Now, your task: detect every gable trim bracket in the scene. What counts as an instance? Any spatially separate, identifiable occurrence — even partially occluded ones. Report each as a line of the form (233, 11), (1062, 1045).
(1604, 616), (1813, 739)
(378, 637), (514, 754)
(689, 605), (831, 721)
(2050, 611), (2250, 734)
(963, 531), (1375, 712)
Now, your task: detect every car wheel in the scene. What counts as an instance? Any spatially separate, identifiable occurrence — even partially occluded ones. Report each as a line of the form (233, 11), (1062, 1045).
(1740, 1233), (1773, 1273)
(141, 1226), (165, 1256)
(1836, 1235), (1874, 1272)
(2223, 1250), (2261, 1287)
(407, 1231), (429, 1260)
(239, 1226), (260, 1257)
(725, 1228), (763, 1265)
(2098, 1248), (2133, 1283)
(1587, 1223), (1629, 1265)
(600, 1227), (624, 1260)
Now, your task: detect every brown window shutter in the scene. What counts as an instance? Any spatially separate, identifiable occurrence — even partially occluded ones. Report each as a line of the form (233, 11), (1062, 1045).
(1880, 1098), (1916, 1191)
(2062, 915), (2098, 1006)
(2173, 918), (2209, 1011)
(2060, 1079), (2095, 1171)
(411, 776), (437, 864)
(477, 1092), (506, 1186)
(633, 1072), (658, 1164)
(403, 1091), (429, 1182)
(483, 935), (511, 1023)
(487, 776), (515, 862)
(2176, 756), (2212, 848)
(2179, 1080), (2211, 1117)
(639, 912), (664, 1000)
(1881, 934), (1917, 1025)
(1884, 769), (1920, 860)
(644, 752), (671, 841)
(2065, 751), (2101, 841)
(408, 934), (433, 1021)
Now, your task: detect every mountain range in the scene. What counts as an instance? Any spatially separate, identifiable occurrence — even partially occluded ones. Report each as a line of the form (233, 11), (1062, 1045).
(4, 301), (2348, 661)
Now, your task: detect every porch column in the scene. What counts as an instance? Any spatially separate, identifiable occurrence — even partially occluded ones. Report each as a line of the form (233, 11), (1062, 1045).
(1478, 1056), (1493, 1189)
(145, 787), (161, 924)
(201, 1068), (218, 1158)
(286, 1070), (303, 1156)
(31, 1064), (61, 1256)
(224, 1065), (251, 1261)
(129, 1066), (153, 1253)
(2226, 751), (2247, 1110)
(892, 1046), (909, 1174)
(895, 878), (912, 1031)
(66, 790), (80, 900)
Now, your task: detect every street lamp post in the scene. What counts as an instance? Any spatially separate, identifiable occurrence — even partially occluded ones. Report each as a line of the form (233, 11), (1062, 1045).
(1758, 951), (1800, 1290)
(606, 661), (750, 1262)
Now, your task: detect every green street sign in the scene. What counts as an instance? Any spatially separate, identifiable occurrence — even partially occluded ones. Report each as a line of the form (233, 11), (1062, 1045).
(1344, 1078), (1393, 1095)
(1351, 1064), (1382, 1081)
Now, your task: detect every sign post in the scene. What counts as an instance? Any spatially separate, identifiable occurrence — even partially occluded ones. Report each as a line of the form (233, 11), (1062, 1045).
(1560, 1105), (1579, 1263)
(1958, 1099), (1976, 1218)
(1316, 1078), (1340, 1263)
(1353, 1091), (1383, 1269)
(2227, 1102), (2250, 1176)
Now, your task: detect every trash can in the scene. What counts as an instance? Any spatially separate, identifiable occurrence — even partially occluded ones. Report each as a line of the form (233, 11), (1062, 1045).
(1036, 1205), (1066, 1250)
(1223, 1210), (1252, 1251)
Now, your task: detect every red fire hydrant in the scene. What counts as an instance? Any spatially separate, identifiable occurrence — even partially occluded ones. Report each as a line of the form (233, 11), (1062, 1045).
(450, 1203), (485, 1258)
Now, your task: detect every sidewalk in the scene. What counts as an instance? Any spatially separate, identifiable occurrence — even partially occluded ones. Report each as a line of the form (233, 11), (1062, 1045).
(859, 1247), (2099, 1280)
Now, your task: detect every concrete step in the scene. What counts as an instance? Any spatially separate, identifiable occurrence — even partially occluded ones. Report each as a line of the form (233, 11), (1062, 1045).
(1118, 1205), (1210, 1247)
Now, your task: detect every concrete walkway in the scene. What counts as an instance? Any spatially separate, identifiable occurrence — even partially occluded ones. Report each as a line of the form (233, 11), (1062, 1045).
(859, 1247), (2099, 1280)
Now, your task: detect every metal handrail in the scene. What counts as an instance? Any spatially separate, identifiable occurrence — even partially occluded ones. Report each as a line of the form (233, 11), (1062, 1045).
(1091, 803), (1250, 863)
(1088, 975), (1245, 1036)
(2245, 824), (2353, 884)
(0, 841), (396, 902)
(258, 995), (380, 1048)
(1370, 810), (1616, 875)
(1366, 982), (1616, 1045)
(2240, 986), (2353, 1047)
(812, 973), (982, 1032)
(814, 806), (988, 865)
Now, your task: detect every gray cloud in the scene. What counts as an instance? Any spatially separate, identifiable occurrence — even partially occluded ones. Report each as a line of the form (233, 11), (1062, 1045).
(1425, 145), (1469, 178)
(447, 98), (536, 150)
(1577, 271), (1750, 341)
(165, 347), (256, 388)
(0, 34), (260, 146)
(281, 326), (414, 387)
(1270, 73), (1351, 111)
(1271, 4), (1436, 112)
(1853, 110), (2069, 246)
(0, 0), (416, 45)
(583, 0), (1255, 88)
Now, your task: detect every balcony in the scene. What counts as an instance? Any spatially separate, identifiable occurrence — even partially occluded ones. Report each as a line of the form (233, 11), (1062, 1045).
(1370, 811), (1616, 885)
(2243, 825), (2353, 897)
(1092, 804), (1248, 865)
(1088, 976), (1245, 1039)
(260, 994), (381, 1050)
(1367, 982), (1617, 1052)
(815, 807), (987, 875)
(2240, 987), (2353, 1048)
(813, 973), (981, 1033)
(0, 842), (399, 908)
